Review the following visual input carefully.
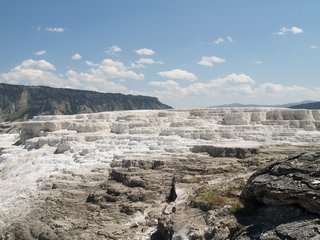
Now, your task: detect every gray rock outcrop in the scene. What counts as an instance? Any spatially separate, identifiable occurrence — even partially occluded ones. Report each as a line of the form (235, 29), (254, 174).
(241, 152), (320, 215)
(236, 152), (320, 239)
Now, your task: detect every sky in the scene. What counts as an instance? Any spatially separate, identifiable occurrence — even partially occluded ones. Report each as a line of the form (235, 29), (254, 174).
(1, 0), (320, 108)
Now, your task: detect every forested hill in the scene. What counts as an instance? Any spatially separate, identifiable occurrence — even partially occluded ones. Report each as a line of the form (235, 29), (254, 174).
(0, 83), (171, 122)
(289, 102), (320, 110)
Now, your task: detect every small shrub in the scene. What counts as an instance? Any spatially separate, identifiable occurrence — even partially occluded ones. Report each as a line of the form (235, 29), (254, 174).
(230, 198), (244, 214)
(201, 190), (227, 207)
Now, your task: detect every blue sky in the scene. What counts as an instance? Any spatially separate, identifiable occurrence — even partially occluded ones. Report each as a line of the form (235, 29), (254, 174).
(1, 0), (320, 107)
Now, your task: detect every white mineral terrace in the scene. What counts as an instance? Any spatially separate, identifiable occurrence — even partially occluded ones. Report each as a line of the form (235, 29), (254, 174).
(1, 108), (320, 230)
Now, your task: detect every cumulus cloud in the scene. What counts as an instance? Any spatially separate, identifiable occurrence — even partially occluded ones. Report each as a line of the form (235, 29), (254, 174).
(71, 53), (82, 60)
(135, 48), (155, 55)
(45, 27), (65, 33)
(91, 59), (144, 80)
(197, 56), (225, 67)
(258, 83), (309, 94)
(158, 69), (197, 81)
(0, 58), (146, 93)
(34, 50), (46, 56)
(85, 59), (144, 82)
(65, 69), (127, 93)
(211, 73), (255, 86)
(106, 45), (122, 55)
(149, 73), (317, 101)
(195, 73), (257, 96)
(0, 59), (61, 86)
(20, 59), (55, 71)
(274, 26), (303, 35)
(149, 80), (212, 96)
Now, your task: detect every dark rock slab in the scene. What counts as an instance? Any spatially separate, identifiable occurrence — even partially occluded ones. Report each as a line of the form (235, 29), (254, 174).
(234, 152), (320, 239)
(241, 152), (320, 215)
(232, 206), (320, 240)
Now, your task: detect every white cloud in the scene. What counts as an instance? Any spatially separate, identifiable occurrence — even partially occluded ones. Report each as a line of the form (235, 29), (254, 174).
(130, 63), (145, 69)
(227, 36), (233, 42)
(274, 26), (303, 35)
(137, 58), (156, 64)
(258, 83), (309, 94)
(131, 58), (164, 68)
(85, 61), (98, 67)
(106, 45), (122, 55)
(65, 69), (127, 93)
(149, 80), (212, 96)
(289, 26), (304, 34)
(150, 73), (319, 106)
(20, 59), (55, 71)
(34, 50), (46, 56)
(214, 36), (233, 44)
(45, 27), (65, 33)
(148, 80), (207, 96)
(135, 48), (155, 55)
(197, 56), (225, 67)
(255, 60), (262, 64)
(150, 73), (255, 97)
(0, 59), (61, 86)
(71, 53), (82, 61)
(90, 59), (144, 80)
(85, 59), (143, 80)
(214, 38), (224, 44)
(310, 45), (320, 49)
(158, 69), (197, 81)
(210, 73), (255, 86)
(149, 80), (180, 89)
(0, 58), (145, 93)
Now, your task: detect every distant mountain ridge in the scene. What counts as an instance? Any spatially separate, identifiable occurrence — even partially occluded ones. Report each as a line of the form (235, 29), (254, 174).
(289, 102), (320, 109)
(0, 83), (171, 122)
(210, 100), (316, 108)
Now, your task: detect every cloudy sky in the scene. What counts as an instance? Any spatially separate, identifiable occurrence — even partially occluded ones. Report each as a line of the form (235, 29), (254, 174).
(1, 1), (320, 107)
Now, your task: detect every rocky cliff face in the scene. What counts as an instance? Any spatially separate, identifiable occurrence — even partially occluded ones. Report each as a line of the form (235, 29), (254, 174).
(0, 83), (171, 122)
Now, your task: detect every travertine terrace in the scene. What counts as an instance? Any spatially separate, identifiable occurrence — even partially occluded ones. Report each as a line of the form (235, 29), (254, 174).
(1, 108), (320, 239)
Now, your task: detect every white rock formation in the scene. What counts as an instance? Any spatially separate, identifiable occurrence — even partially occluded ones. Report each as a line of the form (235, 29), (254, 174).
(1, 108), (320, 234)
